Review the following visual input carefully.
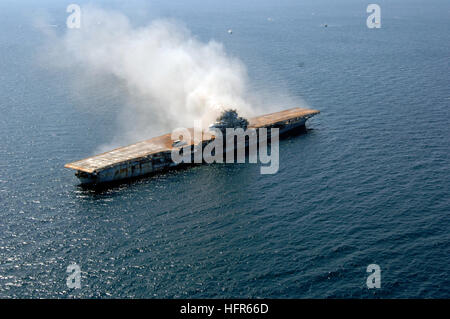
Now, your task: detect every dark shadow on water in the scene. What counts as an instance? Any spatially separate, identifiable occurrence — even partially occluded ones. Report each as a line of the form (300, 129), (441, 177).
(282, 125), (309, 138)
(76, 163), (198, 195)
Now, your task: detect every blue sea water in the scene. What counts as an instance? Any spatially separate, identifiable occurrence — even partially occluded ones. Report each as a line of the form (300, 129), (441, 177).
(0, 0), (449, 298)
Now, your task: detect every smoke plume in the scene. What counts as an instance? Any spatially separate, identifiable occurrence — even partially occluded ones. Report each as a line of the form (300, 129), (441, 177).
(42, 7), (292, 150)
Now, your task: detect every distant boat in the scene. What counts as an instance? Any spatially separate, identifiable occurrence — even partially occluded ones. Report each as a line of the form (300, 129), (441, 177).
(228, 29), (232, 34)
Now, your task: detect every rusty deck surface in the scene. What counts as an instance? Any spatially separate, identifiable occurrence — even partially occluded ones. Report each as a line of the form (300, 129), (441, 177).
(65, 107), (319, 173)
(248, 107), (319, 128)
(64, 128), (210, 173)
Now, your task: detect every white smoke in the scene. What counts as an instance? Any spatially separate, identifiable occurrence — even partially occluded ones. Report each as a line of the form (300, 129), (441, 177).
(42, 7), (304, 151)
(42, 7), (256, 149)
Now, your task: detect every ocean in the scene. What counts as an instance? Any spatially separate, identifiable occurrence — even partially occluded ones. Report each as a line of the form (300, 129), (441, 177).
(0, 0), (449, 298)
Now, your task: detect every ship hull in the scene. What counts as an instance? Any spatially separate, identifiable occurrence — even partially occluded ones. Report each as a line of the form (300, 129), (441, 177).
(65, 107), (319, 185)
(75, 153), (178, 184)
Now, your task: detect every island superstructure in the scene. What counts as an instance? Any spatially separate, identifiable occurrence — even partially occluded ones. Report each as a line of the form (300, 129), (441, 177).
(64, 107), (320, 184)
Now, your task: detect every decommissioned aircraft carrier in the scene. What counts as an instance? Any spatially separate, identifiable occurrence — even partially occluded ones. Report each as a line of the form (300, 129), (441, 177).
(65, 107), (319, 185)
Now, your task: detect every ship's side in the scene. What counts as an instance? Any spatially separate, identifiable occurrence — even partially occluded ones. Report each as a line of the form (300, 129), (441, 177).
(64, 107), (319, 185)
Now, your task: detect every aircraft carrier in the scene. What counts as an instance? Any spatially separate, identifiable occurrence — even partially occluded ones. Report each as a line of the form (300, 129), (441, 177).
(64, 107), (320, 185)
